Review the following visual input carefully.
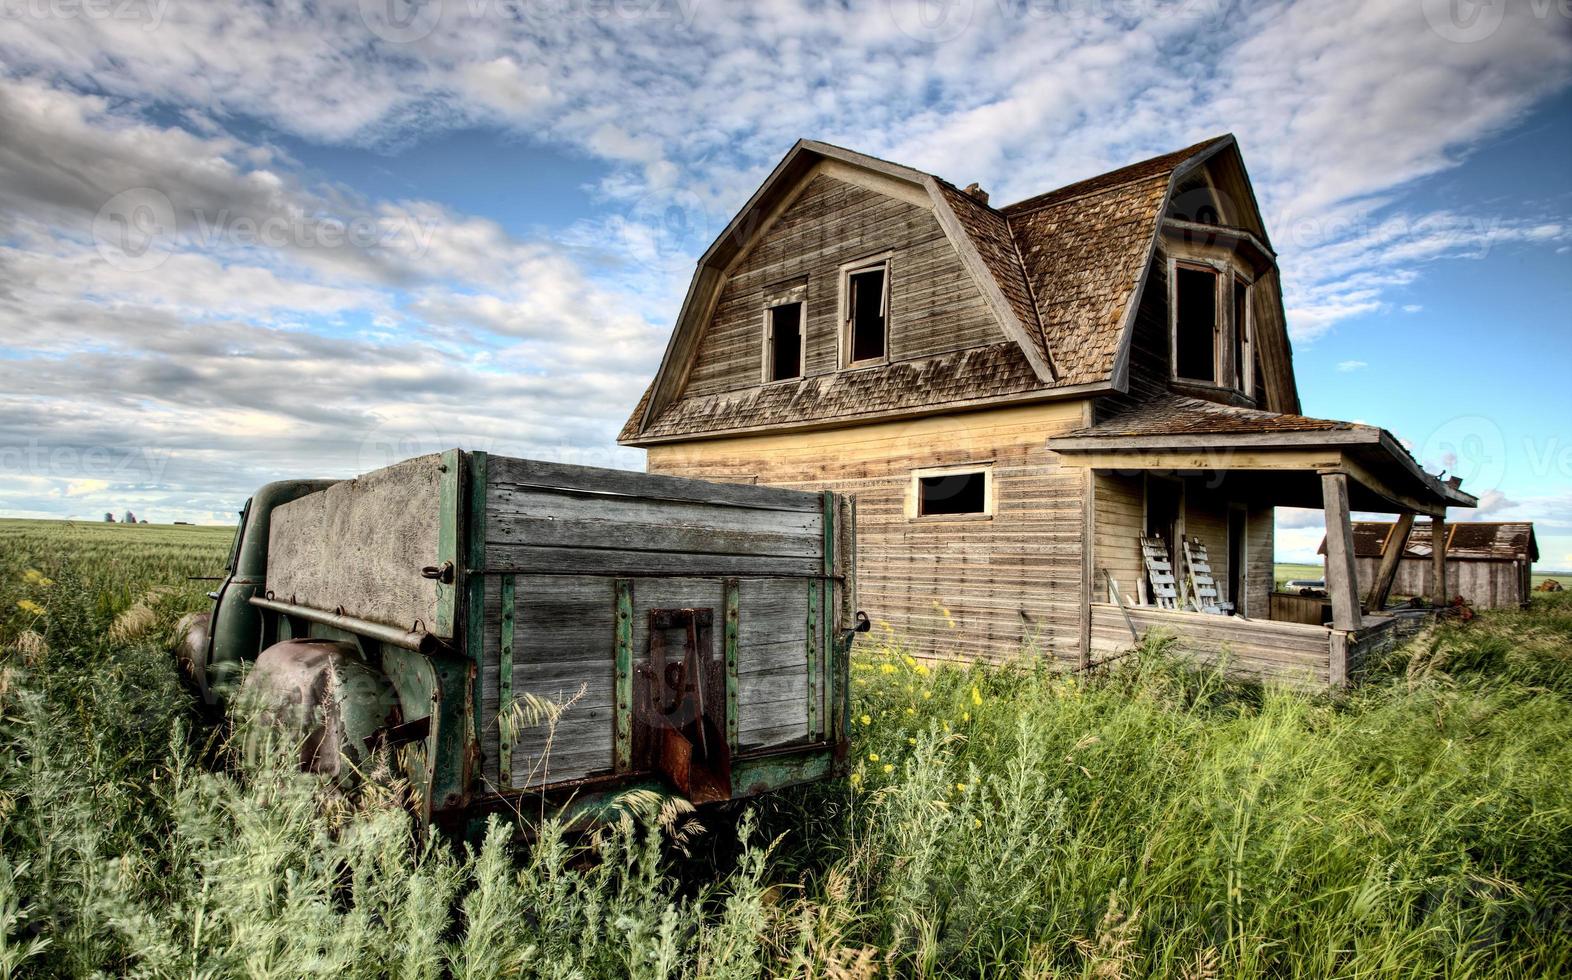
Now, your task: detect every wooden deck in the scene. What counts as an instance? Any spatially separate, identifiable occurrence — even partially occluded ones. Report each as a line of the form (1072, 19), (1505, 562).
(1089, 603), (1424, 688)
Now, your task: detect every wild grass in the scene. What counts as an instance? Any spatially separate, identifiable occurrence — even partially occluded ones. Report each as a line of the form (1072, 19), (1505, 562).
(1, 517), (1570, 978)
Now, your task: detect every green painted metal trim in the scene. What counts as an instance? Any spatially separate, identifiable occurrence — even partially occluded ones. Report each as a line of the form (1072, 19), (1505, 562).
(723, 577), (740, 751)
(806, 577), (820, 740)
(613, 578), (634, 772)
(731, 746), (835, 797)
(498, 574), (515, 789)
(821, 491), (835, 743)
(464, 451), (489, 797)
(436, 449), (462, 636)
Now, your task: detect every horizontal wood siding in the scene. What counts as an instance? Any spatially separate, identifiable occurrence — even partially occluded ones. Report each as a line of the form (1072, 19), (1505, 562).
(1092, 472), (1144, 603)
(1090, 603), (1329, 687)
(684, 172), (1005, 399)
(478, 456), (830, 789)
(648, 402), (1089, 664)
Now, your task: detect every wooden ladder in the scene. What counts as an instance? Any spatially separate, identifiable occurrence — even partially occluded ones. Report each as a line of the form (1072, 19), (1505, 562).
(1181, 537), (1232, 615)
(1138, 535), (1179, 609)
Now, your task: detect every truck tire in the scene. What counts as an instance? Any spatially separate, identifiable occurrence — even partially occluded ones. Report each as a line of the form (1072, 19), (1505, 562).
(240, 638), (401, 780)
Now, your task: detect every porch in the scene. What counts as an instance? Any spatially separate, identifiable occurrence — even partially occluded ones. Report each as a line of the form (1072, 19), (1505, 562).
(1051, 395), (1477, 687)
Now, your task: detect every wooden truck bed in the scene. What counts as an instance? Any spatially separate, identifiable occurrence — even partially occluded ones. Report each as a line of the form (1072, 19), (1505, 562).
(262, 450), (855, 813)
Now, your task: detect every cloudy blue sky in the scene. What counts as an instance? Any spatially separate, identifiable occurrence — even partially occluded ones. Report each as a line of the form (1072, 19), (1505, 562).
(0, 0), (1569, 565)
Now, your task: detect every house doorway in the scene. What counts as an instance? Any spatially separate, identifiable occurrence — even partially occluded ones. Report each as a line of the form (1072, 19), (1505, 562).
(1145, 477), (1183, 556)
(1228, 506), (1247, 616)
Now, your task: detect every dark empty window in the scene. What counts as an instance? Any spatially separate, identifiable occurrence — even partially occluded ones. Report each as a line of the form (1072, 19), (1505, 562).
(918, 471), (986, 516)
(847, 265), (886, 362)
(1232, 277), (1250, 392)
(766, 303), (802, 381)
(1174, 265), (1218, 383)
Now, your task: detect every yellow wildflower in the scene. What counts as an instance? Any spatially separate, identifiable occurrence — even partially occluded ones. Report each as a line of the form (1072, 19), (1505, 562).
(971, 686), (983, 706)
(16, 599), (45, 616)
(973, 818), (983, 829)
(860, 714), (871, 726)
(956, 782), (969, 793)
(907, 737), (917, 745)
(867, 752), (879, 762)
(849, 772), (862, 788)
(923, 690), (932, 699)
(882, 764), (893, 774)
(904, 707), (915, 716)
(915, 663), (929, 676)
(880, 663), (896, 675)
(23, 569), (53, 587)
(962, 712), (971, 723)
(902, 654), (916, 668)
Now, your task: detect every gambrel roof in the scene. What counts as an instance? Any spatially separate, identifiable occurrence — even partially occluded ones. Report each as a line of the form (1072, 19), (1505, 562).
(623, 134), (1284, 445)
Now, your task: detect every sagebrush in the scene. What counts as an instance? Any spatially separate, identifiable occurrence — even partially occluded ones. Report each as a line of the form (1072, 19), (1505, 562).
(2, 518), (1569, 978)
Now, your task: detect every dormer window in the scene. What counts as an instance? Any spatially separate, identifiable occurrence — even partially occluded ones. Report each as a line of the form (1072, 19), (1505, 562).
(1173, 263), (1220, 384)
(762, 279), (806, 383)
(841, 256), (889, 365)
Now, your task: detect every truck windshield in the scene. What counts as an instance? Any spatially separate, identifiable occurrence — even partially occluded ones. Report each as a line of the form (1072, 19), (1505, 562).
(226, 498), (251, 574)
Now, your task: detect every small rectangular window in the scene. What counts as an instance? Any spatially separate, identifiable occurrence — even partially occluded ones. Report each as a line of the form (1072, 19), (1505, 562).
(765, 302), (802, 381)
(918, 471), (987, 516)
(1174, 265), (1218, 383)
(846, 264), (887, 363)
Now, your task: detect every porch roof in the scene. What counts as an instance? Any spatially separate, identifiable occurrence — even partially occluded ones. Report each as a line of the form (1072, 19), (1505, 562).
(1048, 394), (1477, 516)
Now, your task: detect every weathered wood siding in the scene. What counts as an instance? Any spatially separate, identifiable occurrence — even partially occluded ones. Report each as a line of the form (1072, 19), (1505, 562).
(683, 171), (1005, 399)
(647, 402), (1089, 664)
(1090, 603), (1329, 687)
(1096, 255), (1169, 422)
(1092, 471), (1145, 603)
(477, 457), (834, 788)
(1353, 557), (1530, 609)
(267, 453), (444, 633)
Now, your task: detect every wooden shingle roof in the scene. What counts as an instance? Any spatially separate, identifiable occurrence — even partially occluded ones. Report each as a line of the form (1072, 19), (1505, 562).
(624, 135), (1247, 444)
(1319, 522), (1539, 562)
(1062, 393), (1370, 439)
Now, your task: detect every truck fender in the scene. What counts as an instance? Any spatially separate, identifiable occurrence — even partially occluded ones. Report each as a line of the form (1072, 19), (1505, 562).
(240, 638), (400, 780)
(174, 612), (211, 690)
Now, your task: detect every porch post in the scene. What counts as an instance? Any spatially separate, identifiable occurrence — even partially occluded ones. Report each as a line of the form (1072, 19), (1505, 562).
(1431, 515), (1449, 607)
(1320, 472), (1363, 631)
(1365, 512), (1415, 613)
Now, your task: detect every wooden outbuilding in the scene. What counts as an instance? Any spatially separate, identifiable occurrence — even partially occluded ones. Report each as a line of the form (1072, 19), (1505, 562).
(620, 136), (1476, 687)
(1317, 521), (1538, 610)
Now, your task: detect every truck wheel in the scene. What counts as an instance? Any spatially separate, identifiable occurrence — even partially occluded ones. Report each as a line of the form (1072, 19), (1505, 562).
(239, 638), (401, 781)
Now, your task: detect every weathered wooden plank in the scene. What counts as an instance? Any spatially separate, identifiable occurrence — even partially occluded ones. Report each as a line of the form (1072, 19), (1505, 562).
(483, 543), (823, 579)
(487, 455), (821, 512)
(613, 579), (632, 771)
(488, 514), (820, 560)
(486, 485), (823, 536)
(1321, 472), (1363, 631)
(1365, 512), (1414, 612)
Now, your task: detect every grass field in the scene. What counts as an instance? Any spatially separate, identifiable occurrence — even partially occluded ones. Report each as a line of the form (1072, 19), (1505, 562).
(3, 517), (1571, 978)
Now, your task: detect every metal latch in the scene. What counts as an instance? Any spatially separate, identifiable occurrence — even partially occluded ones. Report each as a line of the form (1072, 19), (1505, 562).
(420, 561), (454, 584)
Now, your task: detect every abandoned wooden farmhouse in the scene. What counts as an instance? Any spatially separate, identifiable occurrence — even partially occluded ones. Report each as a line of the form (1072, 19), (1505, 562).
(620, 135), (1477, 686)
(1317, 521), (1539, 611)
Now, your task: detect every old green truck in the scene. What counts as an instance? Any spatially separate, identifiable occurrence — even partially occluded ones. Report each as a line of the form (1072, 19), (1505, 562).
(178, 450), (863, 830)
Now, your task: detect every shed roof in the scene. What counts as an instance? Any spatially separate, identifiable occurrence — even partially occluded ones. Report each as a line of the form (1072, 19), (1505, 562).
(1318, 522), (1539, 562)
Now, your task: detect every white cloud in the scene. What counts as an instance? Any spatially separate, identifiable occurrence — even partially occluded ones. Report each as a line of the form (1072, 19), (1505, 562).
(1336, 360), (1368, 372)
(2, 0), (1570, 520)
